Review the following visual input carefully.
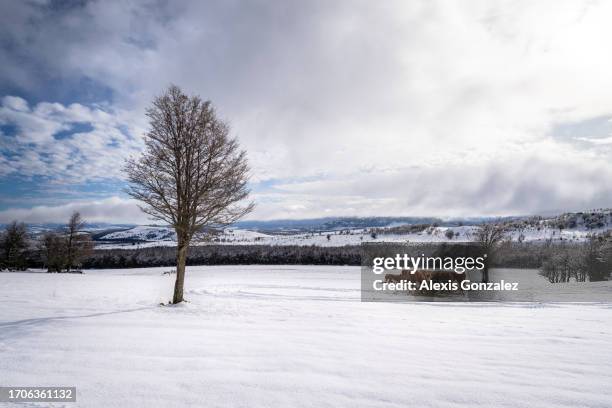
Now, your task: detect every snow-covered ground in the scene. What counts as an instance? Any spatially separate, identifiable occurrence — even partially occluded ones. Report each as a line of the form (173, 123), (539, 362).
(95, 223), (609, 249)
(1, 266), (611, 407)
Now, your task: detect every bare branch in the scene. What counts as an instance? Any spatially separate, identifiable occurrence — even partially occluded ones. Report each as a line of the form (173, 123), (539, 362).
(123, 85), (254, 303)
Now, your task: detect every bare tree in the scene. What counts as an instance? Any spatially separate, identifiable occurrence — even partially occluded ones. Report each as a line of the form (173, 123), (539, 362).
(39, 212), (92, 273)
(65, 212), (93, 272)
(125, 85), (253, 303)
(1, 221), (28, 271)
(540, 243), (585, 283)
(582, 235), (612, 281)
(40, 231), (68, 273)
(475, 221), (508, 282)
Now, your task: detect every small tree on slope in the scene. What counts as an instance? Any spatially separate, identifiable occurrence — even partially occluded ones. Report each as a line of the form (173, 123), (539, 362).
(125, 85), (253, 303)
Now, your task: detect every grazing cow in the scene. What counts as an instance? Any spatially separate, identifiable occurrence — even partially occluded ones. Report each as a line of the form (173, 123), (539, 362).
(384, 269), (413, 283)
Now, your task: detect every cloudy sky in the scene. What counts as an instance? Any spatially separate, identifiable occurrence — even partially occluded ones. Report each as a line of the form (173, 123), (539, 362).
(1, 0), (612, 223)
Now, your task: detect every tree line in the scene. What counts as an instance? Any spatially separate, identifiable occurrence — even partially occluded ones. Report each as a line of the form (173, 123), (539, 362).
(538, 235), (612, 282)
(0, 211), (92, 272)
(76, 244), (361, 269)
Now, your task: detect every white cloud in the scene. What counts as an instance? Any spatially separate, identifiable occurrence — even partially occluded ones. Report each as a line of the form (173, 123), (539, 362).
(575, 136), (612, 146)
(251, 146), (612, 220)
(2, 96), (29, 112)
(2, 0), (612, 219)
(0, 96), (144, 181)
(0, 196), (148, 224)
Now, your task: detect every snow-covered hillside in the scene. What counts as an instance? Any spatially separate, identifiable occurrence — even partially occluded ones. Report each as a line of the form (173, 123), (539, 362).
(94, 223), (611, 249)
(1, 266), (610, 407)
(101, 225), (177, 242)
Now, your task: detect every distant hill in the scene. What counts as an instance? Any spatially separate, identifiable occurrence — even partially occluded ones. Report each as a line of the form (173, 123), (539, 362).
(232, 217), (447, 233)
(10, 210), (612, 249)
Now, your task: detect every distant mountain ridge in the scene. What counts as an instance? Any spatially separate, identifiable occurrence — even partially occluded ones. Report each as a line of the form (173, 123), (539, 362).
(11, 217), (465, 235)
(233, 217), (447, 232)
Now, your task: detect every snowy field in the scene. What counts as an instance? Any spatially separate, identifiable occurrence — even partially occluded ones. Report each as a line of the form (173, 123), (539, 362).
(1, 266), (611, 407)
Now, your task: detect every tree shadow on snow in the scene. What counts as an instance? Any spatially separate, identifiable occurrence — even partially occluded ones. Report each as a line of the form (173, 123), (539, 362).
(0, 306), (152, 340)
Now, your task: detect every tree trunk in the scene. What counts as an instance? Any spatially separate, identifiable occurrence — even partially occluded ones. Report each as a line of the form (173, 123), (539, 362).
(481, 265), (489, 283)
(173, 241), (189, 304)
(67, 236), (73, 273)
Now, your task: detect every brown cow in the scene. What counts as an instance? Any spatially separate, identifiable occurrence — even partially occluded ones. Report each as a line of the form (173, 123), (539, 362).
(384, 269), (466, 293)
(384, 269), (414, 283)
